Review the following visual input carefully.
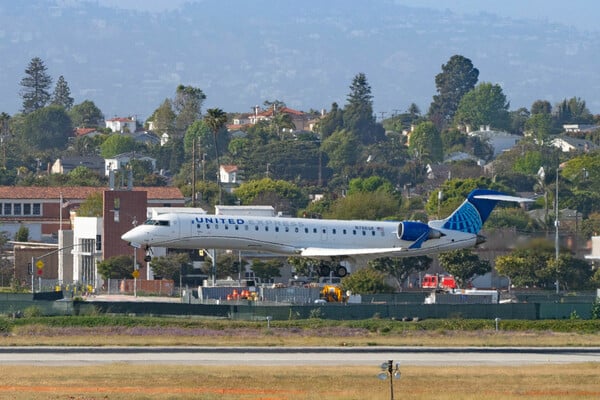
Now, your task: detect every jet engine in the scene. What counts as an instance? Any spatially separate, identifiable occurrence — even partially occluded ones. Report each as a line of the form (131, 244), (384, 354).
(397, 221), (442, 242)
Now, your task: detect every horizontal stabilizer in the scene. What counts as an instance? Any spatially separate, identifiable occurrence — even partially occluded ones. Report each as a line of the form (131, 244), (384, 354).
(473, 194), (533, 203)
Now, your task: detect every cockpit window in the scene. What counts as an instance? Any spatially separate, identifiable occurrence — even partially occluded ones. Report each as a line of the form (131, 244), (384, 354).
(144, 219), (169, 226)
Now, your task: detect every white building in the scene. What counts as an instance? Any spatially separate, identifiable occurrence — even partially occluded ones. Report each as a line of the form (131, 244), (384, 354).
(105, 116), (137, 133)
(468, 125), (522, 157)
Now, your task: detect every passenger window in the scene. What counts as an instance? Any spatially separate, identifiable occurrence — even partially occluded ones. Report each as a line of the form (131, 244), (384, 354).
(332, 229), (336, 234)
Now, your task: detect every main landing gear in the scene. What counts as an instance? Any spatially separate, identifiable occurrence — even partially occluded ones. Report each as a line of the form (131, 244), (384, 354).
(316, 262), (347, 278)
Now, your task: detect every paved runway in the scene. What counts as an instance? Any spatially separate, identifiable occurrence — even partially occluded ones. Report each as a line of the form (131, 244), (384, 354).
(0, 346), (598, 366)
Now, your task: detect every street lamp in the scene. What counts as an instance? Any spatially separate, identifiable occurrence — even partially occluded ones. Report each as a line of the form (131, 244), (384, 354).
(377, 360), (400, 400)
(555, 167), (560, 294)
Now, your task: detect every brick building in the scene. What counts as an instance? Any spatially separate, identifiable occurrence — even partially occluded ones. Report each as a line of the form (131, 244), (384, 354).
(6, 186), (185, 289)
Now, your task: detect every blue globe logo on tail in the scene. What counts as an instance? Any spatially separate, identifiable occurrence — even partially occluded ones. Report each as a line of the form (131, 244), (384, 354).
(442, 201), (483, 234)
(440, 189), (510, 234)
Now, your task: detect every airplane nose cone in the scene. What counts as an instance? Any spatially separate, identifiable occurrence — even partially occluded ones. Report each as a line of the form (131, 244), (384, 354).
(121, 229), (140, 243)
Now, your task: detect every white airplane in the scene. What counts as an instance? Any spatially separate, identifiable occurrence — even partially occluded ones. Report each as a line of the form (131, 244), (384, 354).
(121, 189), (531, 277)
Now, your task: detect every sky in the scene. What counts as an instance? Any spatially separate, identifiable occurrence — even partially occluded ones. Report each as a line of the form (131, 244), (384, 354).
(394, 0), (600, 32)
(2, 0), (600, 119)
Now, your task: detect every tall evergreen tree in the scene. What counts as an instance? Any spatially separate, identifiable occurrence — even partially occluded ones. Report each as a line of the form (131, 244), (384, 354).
(173, 85), (206, 136)
(20, 57), (53, 114)
(428, 55), (479, 130)
(343, 73), (385, 145)
(51, 75), (74, 110)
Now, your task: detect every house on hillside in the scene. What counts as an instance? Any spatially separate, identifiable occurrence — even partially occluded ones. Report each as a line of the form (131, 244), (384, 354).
(51, 155), (105, 175)
(104, 152), (157, 176)
(550, 136), (597, 153)
(105, 116), (137, 133)
(467, 125), (522, 157)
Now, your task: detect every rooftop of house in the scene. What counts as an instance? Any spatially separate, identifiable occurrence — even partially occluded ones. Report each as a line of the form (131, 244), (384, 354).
(0, 186), (184, 200)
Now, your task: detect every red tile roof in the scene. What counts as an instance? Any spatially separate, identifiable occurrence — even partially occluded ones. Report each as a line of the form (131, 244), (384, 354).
(74, 127), (98, 136)
(0, 186), (184, 200)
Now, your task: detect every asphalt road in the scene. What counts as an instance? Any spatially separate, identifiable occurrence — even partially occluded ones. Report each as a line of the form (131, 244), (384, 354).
(0, 346), (598, 366)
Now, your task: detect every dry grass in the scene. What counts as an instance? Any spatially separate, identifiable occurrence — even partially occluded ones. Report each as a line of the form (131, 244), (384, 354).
(2, 326), (600, 347)
(0, 363), (598, 399)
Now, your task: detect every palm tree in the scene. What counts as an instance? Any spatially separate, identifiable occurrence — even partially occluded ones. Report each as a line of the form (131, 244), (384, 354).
(204, 108), (228, 204)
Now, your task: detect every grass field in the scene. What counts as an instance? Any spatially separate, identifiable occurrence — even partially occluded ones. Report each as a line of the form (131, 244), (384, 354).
(0, 315), (599, 399)
(0, 363), (598, 399)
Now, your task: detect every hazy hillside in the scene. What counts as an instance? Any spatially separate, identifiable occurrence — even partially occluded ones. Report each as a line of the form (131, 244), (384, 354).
(1, 0), (599, 119)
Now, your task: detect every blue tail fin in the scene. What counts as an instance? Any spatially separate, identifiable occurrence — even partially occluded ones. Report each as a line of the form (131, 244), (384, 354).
(440, 189), (527, 234)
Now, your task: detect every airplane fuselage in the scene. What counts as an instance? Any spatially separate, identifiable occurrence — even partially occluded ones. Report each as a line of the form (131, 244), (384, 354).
(121, 213), (477, 261)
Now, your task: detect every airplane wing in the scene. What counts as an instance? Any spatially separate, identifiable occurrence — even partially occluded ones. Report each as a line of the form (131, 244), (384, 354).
(301, 247), (406, 258)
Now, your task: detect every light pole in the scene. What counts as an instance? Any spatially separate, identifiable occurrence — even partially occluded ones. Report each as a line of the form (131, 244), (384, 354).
(555, 167), (560, 294)
(377, 360), (400, 400)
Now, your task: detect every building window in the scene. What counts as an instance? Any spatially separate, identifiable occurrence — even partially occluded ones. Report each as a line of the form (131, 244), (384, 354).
(23, 204), (31, 215)
(33, 203), (41, 215)
(3, 203), (11, 215)
(13, 204), (21, 215)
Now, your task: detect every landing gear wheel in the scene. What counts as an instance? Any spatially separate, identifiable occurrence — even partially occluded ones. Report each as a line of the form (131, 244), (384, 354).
(336, 265), (348, 277)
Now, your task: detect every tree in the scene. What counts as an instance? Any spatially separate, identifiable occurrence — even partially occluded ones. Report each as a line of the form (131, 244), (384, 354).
(343, 73), (385, 144)
(150, 252), (191, 281)
(546, 254), (593, 291)
(67, 166), (104, 187)
(51, 75), (74, 110)
(325, 191), (399, 220)
(494, 238), (555, 289)
(204, 108), (229, 204)
(234, 178), (307, 214)
(15, 225), (29, 242)
(321, 129), (360, 174)
(428, 55), (479, 130)
(340, 266), (395, 294)
(150, 99), (176, 135)
(524, 113), (553, 144)
(77, 192), (103, 217)
(437, 249), (491, 287)
(555, 97), (594, 125)
(20, 57), (52, 114)
(531, 100), (552, 115)
(69, 100), (104, 128)
(97, 255), (134, 280)
(20, 105), (72, 150)
(453, 82), (510, 130)
(370, 256), (432, 290)
(173, 85), (206, 136)
(250, 259), (282, 282)
(408, 121), (443, 163)
(317, 102), (344, 139)
(100, 134), (136, 158)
